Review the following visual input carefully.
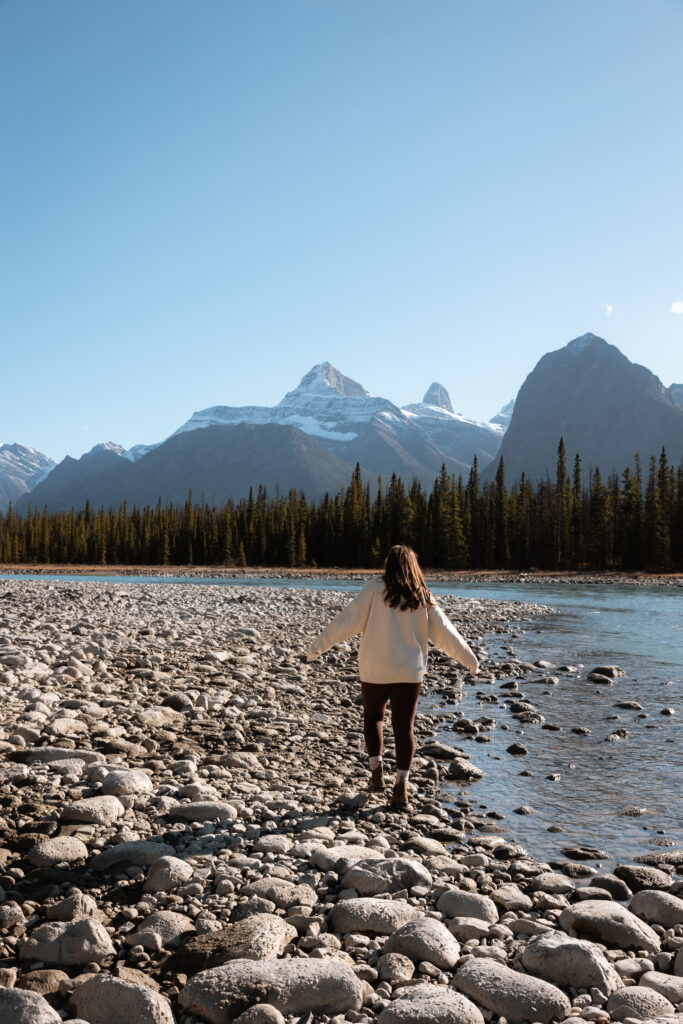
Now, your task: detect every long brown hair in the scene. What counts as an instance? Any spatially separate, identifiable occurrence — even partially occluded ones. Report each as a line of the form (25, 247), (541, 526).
(382, 545), (434, 610)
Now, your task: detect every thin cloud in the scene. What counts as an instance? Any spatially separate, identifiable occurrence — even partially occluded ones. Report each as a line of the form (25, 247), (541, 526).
(671, 299), (683, 314)
(603, 304), (614, 317)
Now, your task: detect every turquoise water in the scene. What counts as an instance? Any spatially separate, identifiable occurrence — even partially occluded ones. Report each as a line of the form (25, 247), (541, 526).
(1, 572), (680, 868)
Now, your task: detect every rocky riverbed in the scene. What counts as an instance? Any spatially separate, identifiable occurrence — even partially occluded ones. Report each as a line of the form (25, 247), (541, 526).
(0, 580), (681, 1024)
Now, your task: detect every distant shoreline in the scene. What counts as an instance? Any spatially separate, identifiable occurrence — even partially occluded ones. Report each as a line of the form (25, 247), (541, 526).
(1, 564), (681, 586)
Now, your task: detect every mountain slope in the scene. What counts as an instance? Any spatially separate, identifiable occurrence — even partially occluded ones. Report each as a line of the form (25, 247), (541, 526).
(0, 444), (56, 512)
(483, 333), (683, 482)
(16, 424), (374, 513)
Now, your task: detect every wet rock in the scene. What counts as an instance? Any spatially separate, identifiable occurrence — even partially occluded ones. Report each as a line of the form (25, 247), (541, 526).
(377, 983), (485, 1024)
(559, 900), (661, 953)
(179, 959), (363, 1021)
(71, 973), (175, 1024)
(454, 958), (571, 1024)
(330, 898), (421, 936)
(20, 917), (115, 965)
(590, 665), (625, 678)
(447, 758), (484, 781)
(592, 874), (633, 900)
(0, 987), (62, 1024)
(615, 863), (673, 892)
(506, 742), (528, 755)
(520, 931), (621, 993)
(561, 845), (609, 860)
(382, 917), (461, 969)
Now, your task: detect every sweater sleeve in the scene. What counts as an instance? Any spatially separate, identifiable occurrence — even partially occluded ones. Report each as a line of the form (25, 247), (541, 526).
(306, 580), (376, 660)
(427, 603), (479, 672)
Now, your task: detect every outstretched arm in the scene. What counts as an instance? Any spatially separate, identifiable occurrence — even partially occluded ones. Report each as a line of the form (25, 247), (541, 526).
(427, 603), (479, 672)
(306, 580), (376, 661)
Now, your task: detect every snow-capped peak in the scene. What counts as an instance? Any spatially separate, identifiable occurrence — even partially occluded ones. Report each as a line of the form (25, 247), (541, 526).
(278, 362), (369, 404)
(422, 382), (454, 413)
(88, 441), (127, 458)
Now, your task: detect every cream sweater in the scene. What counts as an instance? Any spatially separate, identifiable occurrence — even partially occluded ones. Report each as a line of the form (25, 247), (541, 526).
(306, 577), (479, 683)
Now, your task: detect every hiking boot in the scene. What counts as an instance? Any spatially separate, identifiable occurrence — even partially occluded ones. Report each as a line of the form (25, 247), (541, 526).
(369, 763), (385, 792)
(390, 777), (412, 813)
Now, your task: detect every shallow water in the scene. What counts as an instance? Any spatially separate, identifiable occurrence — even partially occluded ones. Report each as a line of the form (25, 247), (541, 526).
(2, 572), (680, 868)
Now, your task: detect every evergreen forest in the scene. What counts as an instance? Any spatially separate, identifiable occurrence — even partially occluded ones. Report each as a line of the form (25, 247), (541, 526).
(1, 442), (681, 571)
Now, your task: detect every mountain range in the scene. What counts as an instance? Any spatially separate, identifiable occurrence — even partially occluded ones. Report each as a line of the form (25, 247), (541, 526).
(9, 368), (509, 513)
(3, 333), (682, 514)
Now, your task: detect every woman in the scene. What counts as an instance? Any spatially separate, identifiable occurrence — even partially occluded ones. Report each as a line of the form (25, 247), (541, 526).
(306, 545), (479, 812)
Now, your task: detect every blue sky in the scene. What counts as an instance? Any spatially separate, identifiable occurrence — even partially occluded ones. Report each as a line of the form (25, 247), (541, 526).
(1, 0), (682, 462)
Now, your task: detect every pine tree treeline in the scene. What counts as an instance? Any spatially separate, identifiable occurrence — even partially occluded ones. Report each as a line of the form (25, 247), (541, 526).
(1, 443), (681, 571)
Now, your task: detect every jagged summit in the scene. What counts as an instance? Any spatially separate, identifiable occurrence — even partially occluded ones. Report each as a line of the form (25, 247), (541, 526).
(567, 332), (604, 350)
(422, 382), (454, 413)
(279, 362), (369, 402)
(88, 442), (126, 457)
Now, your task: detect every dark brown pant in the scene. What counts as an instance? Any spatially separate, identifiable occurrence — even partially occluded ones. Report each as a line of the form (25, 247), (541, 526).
(361, 682), (422, 771)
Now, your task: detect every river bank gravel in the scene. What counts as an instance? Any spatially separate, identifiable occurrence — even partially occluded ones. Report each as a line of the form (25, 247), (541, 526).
(0, 580), (681, 1024)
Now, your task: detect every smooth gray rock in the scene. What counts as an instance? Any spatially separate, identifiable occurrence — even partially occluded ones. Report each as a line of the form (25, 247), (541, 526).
(521, 930), (622, 994)
(437, 889), (499, 923)
(0, 987), (62, 1024)
(491, 882), (533, 911)
(179, 959), (363, 1021)
(101, 768), (154, 795)
(377, 983), (484, 1024)
(27, 836), (88, 867)
(62, 794), (125, 825)
(383, 918), (461, 969)
(124, 910), (195, 951)
(639, 971), (683, 1006)
(169, 800), (237, 821)
(606, 985), (675, 1020)
(559, 899), (661, 953)
(630, 890), (683, 928)
(310, 844), (383, 872)
(90, 840), (174, 873)
(143, 855), (194, 893)
(330, 898), (421, 936)
(241, 877), (317, 909)
(20, 918), (115, 965)
(71, 974), (175, 1024)
(342, 857), (432, 896)
(454, 958), (571, 1024)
